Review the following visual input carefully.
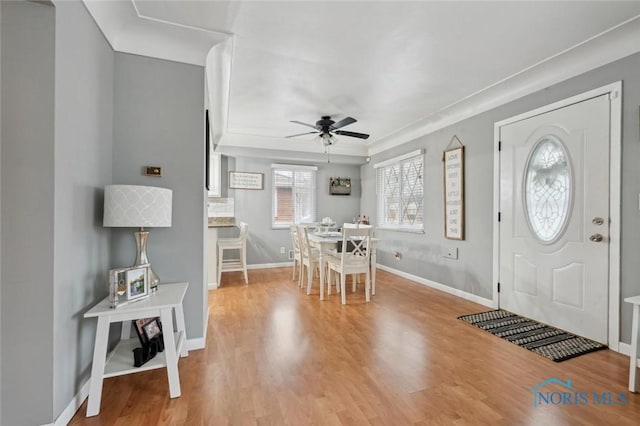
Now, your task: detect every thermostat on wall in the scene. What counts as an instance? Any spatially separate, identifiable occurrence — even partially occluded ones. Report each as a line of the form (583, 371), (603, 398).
(144, 166), (163, 177)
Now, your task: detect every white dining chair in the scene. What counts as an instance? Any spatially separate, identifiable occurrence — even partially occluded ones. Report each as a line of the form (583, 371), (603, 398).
(342, 223), (373, 229)
(217, 222), (249, 285)
(297, 225), (321, 294)
(326, 227), (372, 304)
(290, 225), (302, 284)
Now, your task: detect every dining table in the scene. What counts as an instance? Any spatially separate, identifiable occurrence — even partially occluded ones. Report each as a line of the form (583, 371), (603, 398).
(307, 231), (378, 301)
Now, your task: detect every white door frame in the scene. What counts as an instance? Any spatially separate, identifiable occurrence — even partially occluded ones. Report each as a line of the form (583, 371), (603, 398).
(492, 81), (622, 351)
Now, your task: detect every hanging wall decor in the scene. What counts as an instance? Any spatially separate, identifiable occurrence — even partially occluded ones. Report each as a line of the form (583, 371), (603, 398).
(443, 135), (465, 240)
(329, 177), (351, 195)
(229, 171), (264, 190)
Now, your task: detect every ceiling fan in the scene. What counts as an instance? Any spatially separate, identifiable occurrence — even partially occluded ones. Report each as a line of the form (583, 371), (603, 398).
(286, 116), (370, 146)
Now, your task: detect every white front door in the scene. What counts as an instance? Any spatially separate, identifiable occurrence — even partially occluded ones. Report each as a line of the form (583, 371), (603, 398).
(498, 94), (610, 344)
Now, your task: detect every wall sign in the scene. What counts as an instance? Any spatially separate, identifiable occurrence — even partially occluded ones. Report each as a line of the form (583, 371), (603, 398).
(443, 136), (465, 240)
(329, 177), (351, 195)
(229, 171), (264, 190)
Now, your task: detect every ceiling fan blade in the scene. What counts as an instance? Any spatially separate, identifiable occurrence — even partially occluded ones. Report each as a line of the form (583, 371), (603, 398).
(285, 131), (319, 138)
(335, 130), (370, 140)
(290, 120), (319, 130)
(330, 116), (357, 130)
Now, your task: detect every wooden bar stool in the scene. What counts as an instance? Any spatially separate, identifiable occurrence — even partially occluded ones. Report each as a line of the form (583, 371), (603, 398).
(217, 222), (249, 285)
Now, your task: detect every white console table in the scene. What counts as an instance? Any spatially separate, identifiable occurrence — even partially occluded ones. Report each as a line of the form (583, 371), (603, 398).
(84, 282), (189, 416)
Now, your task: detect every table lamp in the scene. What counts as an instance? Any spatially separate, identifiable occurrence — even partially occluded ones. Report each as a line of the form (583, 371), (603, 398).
(103, 185), (172, 292)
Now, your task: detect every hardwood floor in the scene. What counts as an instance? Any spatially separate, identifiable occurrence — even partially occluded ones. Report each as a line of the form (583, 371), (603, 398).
(70, 267), (640, 425)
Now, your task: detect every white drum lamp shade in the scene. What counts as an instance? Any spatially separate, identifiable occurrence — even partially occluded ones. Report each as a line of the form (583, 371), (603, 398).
(103, 185), (173, 291)
(104, 185), (172, 228)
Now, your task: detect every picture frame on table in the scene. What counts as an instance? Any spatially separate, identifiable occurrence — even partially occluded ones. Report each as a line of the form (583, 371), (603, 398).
(134, 317), (163, 345)
(108, 264), (150, 308)
(126, 267), (149, 302)
(143, 318), (163, 341)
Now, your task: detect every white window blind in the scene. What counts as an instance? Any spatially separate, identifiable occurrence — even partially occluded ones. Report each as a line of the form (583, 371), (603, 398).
(272, 165), (316, 228)
(375, 151), (424, 231)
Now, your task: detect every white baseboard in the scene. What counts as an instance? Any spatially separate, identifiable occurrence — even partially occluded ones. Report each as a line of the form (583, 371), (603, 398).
(377, 264), (494, 308)
(209, 263), (292, 290)
(619, 342), (630, 356)
(51, 374), (91, 426)
(247, 261), (292, 270)
(186, 337), (205, 351)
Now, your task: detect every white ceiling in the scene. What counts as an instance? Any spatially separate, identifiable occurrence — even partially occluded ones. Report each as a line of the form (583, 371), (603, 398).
(84, 1), (640, 162)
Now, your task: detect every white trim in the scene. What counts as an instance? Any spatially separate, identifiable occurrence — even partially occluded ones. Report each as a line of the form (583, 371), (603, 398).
(619, 342), (631, 356)
(51, 379), (90, 426)
(373, 149), (422, 169)
(368, 16), (640, 156)
(608, 85), (622, 352)
(186, 337), (206, 351)
(211, 263), (292, 290)
(492, 81), (622, 350)
(131, 0), (233, 37)
(618, 343), (640, 367)
(377, 264), (493, 308)
(492, 121), (501, 309)
(271, 163), (318, 171)
(248, 262), (292, 270)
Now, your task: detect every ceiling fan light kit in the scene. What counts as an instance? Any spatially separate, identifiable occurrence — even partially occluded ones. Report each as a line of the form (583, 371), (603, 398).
(287, 115), (370, 161)
(288, 116), (369, 143)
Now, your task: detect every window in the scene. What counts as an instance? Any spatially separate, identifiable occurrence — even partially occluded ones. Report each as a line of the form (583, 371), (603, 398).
(375, 150), (424, 231)
(272, 164), (317, 228)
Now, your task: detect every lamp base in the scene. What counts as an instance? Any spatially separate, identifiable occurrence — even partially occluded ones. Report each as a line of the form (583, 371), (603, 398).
(134, 230), (160, 292)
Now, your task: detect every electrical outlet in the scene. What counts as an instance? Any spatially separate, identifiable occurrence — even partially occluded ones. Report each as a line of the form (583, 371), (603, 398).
(280, 247), (285, 254)
(443, 247), (458, 259)
(288, 250), (294, 260)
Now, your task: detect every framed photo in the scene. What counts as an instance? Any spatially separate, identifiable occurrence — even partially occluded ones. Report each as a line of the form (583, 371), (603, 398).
(229, 171), (264, 190)
(134, 317), (155, 345)
(329, 177), (351, 195)
(126, 267), (149, 302)
(443, 146), (465, 240)
(108, 264), (150, 308)
(142, 318), (163, 341)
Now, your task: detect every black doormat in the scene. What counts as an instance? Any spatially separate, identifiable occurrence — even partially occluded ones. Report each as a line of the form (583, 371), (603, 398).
(457, 310), (607, 362)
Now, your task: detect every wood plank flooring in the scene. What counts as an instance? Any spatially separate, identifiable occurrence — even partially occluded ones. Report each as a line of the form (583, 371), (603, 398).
(70, 268), (640, 425)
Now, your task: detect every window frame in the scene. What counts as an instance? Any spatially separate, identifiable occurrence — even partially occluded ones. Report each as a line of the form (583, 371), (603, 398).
(374, 149), (425, 233)
(271, 164), (317, 229)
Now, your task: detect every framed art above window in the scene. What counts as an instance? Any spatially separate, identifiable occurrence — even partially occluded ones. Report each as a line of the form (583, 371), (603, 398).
(374, 149), (424, 232)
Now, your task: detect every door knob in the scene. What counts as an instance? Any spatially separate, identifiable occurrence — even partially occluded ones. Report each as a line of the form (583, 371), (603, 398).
(589, 234), (604, 242)
(592, 217), (604, 226)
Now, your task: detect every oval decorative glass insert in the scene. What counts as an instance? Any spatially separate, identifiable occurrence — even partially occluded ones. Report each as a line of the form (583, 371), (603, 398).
(524, 136), (572, 242)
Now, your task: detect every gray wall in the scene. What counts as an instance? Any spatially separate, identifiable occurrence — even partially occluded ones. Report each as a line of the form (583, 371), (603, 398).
(112, 52), (206, 339)
(52, 1), (114, 418)
(361, 51), (640, 344)
(1, 2), (56, 425)
(224, 156), (362, 264)
(0, 1), (3, 420)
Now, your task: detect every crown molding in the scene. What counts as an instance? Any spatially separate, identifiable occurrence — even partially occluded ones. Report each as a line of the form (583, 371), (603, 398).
(368, 15), (640, 156)
(82, 0), (229, 66)
(217, 133), (367, 164)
